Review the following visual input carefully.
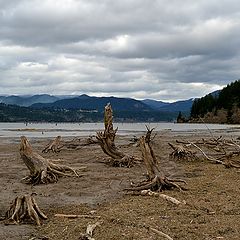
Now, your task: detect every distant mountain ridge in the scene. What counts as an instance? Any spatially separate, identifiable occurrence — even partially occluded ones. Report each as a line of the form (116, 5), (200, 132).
(0, 94), (59, 106)
(31, 95), (152, 112)
(0, 94), (195, 114)
(141, 98), (193, 113)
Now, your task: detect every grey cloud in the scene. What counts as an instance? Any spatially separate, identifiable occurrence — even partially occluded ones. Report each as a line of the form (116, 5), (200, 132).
(0, 0), (240, 101)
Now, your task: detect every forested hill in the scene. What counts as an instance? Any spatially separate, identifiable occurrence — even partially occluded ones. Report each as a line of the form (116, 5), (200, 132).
(0, 103), (178, 122)
(190, 80), (240, 123)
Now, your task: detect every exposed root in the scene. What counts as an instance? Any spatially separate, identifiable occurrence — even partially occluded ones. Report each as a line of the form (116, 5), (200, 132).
(42, 136), (63, 153)
(106, 155), (136, 168)
(4, 194), (47, 226)
(20, 136), (82, 185)
(125, 129), (187, 193)
(126, 175), (186, 192)
(168, 142), (197, 161)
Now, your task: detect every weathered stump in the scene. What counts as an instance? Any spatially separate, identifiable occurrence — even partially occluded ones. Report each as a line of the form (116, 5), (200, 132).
(96, 103), (136, 167)
(168, 142), (197, 161)
(42, 135), (63, 153)
(5, 194), (47, 226)
(20, 136), (80, 185)
(126, 129), (186, 192)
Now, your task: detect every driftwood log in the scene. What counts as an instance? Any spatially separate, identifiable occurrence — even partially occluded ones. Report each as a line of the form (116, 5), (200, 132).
(42, 136), (98, 153)
(20, 136), (80, 184)
(5, 194), (47, 226)
(96, 103), (137, 167)
(125, 129), (186, 192)
(175, 137), (240, 168)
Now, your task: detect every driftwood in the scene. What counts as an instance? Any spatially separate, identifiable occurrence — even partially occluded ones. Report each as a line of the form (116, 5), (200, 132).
(42, 136), (98, 153)
(54, 214), (101, 219)
(42, 135), (63, 153)
(96, 103), (137, 167)
(147, 226), (173, 240)
(168, 142), (197, 161)
(175, 136), (240, 168)
(20, 136), (80, 185)
(140, 190), (186, 205)
(62, 136), (98, 150)
(125, 129), (186, 192)
(4, 194), (47, 226)
(79, 221), (102, 240)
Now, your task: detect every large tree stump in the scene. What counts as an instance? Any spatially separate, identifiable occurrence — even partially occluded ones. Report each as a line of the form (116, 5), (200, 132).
(5, 194), (47, 226)
(96, 103), (136, 167)
(20, 136), (80, 185)
(125, 129), (186, 192)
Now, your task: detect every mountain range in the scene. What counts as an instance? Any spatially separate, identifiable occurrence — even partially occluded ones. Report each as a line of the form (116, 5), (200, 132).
(0, 94), (193, 114)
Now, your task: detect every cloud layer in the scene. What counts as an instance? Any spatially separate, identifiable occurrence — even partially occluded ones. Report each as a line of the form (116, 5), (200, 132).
(0, 0), (240, 101)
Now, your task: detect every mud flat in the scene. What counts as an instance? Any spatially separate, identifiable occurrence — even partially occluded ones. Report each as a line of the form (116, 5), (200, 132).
(0, 129), (239, 239)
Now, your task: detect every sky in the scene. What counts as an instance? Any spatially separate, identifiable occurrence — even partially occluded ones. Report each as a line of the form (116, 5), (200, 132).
(0, 0), (240, 102)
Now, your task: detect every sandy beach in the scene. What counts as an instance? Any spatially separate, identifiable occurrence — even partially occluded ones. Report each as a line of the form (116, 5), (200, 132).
(0, 128), (240, 240)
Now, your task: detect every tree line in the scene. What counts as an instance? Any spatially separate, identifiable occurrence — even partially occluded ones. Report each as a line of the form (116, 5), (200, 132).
(190, 79), (240, 123)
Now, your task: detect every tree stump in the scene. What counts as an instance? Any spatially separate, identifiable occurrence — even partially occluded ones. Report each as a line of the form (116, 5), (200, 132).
(125, 129), (186, 192)
(42, 136), (63, 153)
(20, 136), (80, 185)
(168, 142), (197, 161)
(96, 103), (136, 167)
(5, 194), (47, 226)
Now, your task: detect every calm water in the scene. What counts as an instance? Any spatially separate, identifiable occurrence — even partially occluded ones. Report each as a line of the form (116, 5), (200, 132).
(0, 122), (239, 138)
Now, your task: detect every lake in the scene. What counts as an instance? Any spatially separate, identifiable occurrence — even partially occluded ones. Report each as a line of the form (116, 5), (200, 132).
(0, 122), (239, 138)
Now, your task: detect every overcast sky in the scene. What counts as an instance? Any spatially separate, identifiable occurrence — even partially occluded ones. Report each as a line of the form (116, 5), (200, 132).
(0, 0), (240, 101)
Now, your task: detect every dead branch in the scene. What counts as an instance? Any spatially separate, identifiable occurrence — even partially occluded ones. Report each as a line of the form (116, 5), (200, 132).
(20, 136), (81, 185)
(140, 190), (186, 205)
(147, 226), (173, 240)
(96, 103), (139, 167)
(188, 141), (240, 168)
(176, 136), (240, 169)
(54, 214), (101, 219)
(4, 194), (47, 226)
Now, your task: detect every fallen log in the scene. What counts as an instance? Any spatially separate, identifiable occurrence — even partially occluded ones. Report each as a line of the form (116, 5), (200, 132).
(42, 136), (98, 153)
